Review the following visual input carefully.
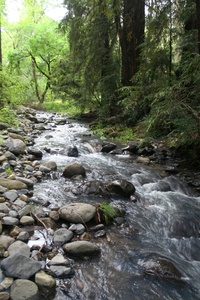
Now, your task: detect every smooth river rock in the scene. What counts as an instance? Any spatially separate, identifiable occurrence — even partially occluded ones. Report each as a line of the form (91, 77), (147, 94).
(63, 241), (101, 257)
(10, 279), (39, 300)
(0, 178), (27, 190)
(59, 203), (96, 223)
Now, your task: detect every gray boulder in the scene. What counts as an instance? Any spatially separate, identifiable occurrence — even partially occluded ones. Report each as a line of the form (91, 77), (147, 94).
(62, 162), (86, 178)
(10, 279), (39, 300)
(2, 138), (26, 155)
(59, 203), (96, 223)
(1, 253), (41, 278)
(63, 241), (100, 257)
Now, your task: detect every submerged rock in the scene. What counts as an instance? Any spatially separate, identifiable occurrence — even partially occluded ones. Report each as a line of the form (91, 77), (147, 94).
(143, 256), (183, 281)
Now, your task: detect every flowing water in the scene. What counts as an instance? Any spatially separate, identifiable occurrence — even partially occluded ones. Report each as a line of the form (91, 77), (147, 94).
(33, 112), (200, 300)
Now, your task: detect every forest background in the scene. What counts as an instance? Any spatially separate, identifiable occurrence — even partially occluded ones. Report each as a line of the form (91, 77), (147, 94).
(0, 0), (200, 164)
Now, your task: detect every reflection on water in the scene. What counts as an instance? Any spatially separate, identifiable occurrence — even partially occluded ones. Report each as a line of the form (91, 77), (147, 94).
(33, 113), (200, 300)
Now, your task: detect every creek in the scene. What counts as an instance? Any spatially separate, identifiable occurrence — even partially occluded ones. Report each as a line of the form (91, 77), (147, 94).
(33, 112), (200, 300)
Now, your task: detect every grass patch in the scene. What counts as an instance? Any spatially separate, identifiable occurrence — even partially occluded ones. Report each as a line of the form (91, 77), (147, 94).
(43, 100), (82, 115)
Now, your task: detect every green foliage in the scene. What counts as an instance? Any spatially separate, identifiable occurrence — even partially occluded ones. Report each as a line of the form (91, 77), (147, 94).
(99, 202), (118, 224)
(0, 106), (18, 125)
(43, 100), (81, 115)
(5, 166), (13, 175)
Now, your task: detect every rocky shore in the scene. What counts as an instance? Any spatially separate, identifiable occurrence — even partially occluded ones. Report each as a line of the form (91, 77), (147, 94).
(0, 106), (199, 299)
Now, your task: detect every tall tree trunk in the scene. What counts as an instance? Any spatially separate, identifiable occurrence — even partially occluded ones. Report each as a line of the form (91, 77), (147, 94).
(196, 0), (200, 54)
(31, 57), (41, 102)
(117, 0), (145, 86)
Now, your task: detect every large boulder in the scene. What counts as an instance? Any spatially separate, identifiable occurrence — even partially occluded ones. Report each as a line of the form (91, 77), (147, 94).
(59, 203), (96, 223)
(2, 138), (26, 155)
(62, 162), (86, 178)
(63, 241), (100, 257)
(1, 253), (41, 279)
(0, 178), (27, 190)
(106, 179), (135, 197)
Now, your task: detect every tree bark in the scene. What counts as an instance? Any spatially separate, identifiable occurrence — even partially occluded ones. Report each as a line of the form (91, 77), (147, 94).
(116, 0), (145, 86)
(196, 0), (200, 53)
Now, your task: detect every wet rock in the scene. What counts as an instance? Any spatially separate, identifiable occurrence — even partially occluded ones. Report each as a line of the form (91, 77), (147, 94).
(48, 253), (70, 266)
(143, 256), (183, 281)
(15, 177), (34, 188)
(10, 279), (39, 300)
(27, 147), (43, 158)
(101, 142), (117, 153)
(8, 241), (30, 257)
(0, 222), (2, 235)
(68, 223), (85, 235)
(0, 178), (27, 190)
(122, 143), (138, 154)
(49, 266), (74, 278)
(19, 216), (35, 226)
(0, 155), (7, 164)
(18, 205), (31, 218)
(67, 145), (79, 157)
(82, 180), (108, 196)
(1, 253), (41, 279)
(41, 160), (57, 171)
(136, 156), (150, 165)
(0, 122), (9, 130)
(106, 179), (135, 197)
(49, 210), (59, 222)
(3, 190), (18, 202)
(59, 203), (96, 223)
(94, 230), (106, 238)
(0, 292), (10, 300)
(4, 151), (17, 161)
(170, 217), (200, 238)
(53, 228), (73, 246)
(0, 277), (14, 291)
(17, 231), (30, 242)
(62, 162), (86, 179)
(0, 203), (9, 213)
(35, 271), (56, 297)
(39, 165), (51, 173)
(0, 236), (14, 249)
(2, 138), (26, 155)
(2, 217), (19, 226)
(63, 241), (101, 257)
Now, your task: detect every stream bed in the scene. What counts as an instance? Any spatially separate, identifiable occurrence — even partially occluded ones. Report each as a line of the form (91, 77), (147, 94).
(33, 112), (200, 300)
